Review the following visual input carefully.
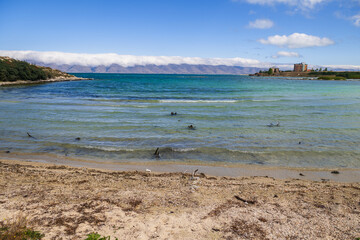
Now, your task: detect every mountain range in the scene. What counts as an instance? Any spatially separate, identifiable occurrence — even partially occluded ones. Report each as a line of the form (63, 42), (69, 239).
(26, 61), (263, 75)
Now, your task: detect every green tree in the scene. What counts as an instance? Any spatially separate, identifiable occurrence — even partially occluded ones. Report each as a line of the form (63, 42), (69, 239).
(268, 68), (274, 75)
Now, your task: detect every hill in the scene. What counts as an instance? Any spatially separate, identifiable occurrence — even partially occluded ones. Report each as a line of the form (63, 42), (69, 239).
(0, 56), (76, 82)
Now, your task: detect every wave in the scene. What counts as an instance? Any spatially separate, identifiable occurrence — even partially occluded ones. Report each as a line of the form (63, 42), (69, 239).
(158, 99), (238, 103)
(82, 145), (135, 152)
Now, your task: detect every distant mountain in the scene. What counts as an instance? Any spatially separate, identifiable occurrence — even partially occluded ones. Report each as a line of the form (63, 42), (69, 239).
(26, 61), (263, 75)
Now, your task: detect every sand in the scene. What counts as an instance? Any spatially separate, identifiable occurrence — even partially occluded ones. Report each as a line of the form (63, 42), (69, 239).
(0, 159), (359, 240)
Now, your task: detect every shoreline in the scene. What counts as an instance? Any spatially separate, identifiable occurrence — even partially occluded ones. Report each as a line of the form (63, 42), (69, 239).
(0, 76), (93, 86)
(0, 158), (359, 239)
(1, 152), (359, 183)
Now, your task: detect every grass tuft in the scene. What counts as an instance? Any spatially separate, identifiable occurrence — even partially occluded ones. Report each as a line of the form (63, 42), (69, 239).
(0, 215), (44, 240)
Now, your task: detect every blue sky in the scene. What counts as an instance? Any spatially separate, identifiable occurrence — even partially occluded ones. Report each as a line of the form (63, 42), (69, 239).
(0, 0), (359, 68)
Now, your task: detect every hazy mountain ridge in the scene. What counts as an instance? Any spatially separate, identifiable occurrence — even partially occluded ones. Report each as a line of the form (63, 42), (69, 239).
(27, 61), (263, 74)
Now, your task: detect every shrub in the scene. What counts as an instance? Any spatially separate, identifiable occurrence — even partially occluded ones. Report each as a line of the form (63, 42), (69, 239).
(0, 215), (44, 240)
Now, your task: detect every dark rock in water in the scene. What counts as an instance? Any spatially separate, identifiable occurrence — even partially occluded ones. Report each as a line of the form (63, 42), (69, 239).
(299, 141), (302, 144)
(154, 147), (160, 158)
(5, 150), (10, 153)
(331, 170), (340, 174)
(299, 173), (304, 176)
(171, 112), (177, 116)
(75, 137), (81, 141)
(188, 125), (196, 130)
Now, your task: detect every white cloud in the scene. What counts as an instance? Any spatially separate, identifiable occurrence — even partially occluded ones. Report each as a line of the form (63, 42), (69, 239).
(1, 50), (358, 71)
(352, 14), (360, 26)
(248, 19), (274, 29)
(272, 51), (301, 58)
(259, 33), (335, 48)
(0, 50), (264, 67)
(323, 64), (360, 70)
(243, 0), (328, 9)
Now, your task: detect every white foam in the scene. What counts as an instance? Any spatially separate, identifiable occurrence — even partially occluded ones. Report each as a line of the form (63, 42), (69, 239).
(173, 148), (197, 152)
(83, 146), (135, 152)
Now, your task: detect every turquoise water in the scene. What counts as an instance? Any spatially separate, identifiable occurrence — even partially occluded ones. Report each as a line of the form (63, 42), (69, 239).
(1, 74), (360, 168)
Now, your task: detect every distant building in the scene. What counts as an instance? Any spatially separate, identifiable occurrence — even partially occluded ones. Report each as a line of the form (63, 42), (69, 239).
(269, 67), (280, 74)
(294, 62), (308, 72)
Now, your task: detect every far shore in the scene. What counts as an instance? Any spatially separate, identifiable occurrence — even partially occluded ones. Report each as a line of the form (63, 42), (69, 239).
(0, 76), (92, 86)
(0, 157), (359, 239)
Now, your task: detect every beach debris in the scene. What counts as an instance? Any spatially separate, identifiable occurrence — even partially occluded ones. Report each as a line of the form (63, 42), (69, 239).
(75, 137), (81, 141)
(27, 132), (36, 139)
(190, 169), (199, 180)
(273, 194), (278, 198)
(331, 170), (340, 174)
(188, 124), (196, 130)
(146, 169), (151, 172)
(154, 147), (160, 158)
(299, 173), (305, 176)
(212, 228), (221, 232)
(5, 150), (10, 153)
(171, 112), (177, 115)
(234, 195), (256, 204)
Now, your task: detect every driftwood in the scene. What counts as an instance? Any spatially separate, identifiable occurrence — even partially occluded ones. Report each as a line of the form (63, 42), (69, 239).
(154, 148), (160, 158)
(27, 132), (36, 139)
(234, 195), (256, 204)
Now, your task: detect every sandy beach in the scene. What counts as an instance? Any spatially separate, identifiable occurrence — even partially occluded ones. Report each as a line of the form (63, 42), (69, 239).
(1, 158), (359, 240)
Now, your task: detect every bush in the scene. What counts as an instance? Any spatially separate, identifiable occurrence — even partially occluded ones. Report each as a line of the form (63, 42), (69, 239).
(0, 57), (72, 82)
(85, 233), (118, 240)
(0, 215), (44, 240)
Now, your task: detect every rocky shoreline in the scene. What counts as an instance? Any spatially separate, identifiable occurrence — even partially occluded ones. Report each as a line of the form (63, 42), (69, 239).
(0, 76), (92, 86)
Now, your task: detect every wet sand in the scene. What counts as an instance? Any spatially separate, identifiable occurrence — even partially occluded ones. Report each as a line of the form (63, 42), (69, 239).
(0, 157), (359, 240)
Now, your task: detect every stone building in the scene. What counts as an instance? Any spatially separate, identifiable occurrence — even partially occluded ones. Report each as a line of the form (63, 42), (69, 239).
(294, 62), (308, 72)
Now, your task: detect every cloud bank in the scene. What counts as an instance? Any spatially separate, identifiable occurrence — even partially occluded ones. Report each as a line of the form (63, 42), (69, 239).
(248, 19), (274, 29)
(272, 51), (301, 58)
(0, 50), (264, 68)
(1, 50), (359, 71)
(259, 33), (335, 48)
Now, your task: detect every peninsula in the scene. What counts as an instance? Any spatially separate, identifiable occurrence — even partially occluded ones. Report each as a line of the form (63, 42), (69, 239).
(0, 56), (89, 86)
(250, 62), (360, 80)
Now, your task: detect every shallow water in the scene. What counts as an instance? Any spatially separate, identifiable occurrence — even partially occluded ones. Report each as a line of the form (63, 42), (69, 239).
(1, 74), (360, 168)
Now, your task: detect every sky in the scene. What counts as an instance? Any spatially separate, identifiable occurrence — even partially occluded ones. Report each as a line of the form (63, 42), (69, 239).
(0, 0), (359, 69)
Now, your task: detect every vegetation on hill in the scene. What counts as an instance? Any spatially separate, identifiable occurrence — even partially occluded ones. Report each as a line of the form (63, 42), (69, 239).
(0, 56), (74, 82)
(308, 71), (360, 79)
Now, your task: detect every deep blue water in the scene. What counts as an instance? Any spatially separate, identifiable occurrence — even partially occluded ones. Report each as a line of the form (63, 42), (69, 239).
(1, 74), (360, 168)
